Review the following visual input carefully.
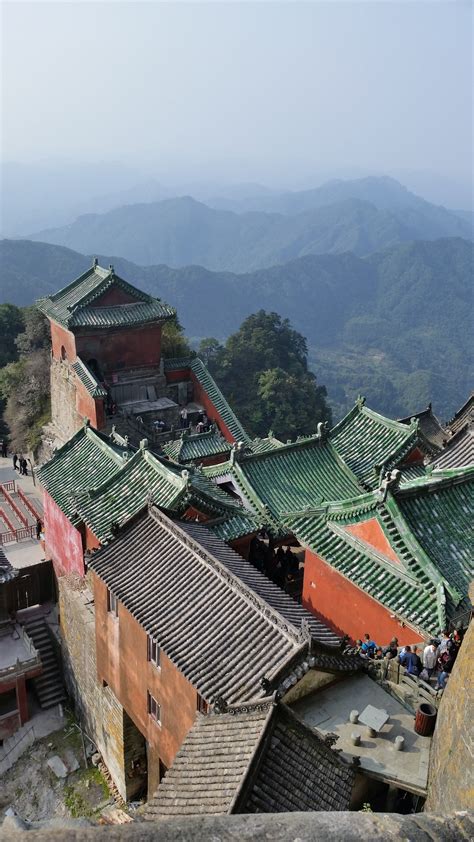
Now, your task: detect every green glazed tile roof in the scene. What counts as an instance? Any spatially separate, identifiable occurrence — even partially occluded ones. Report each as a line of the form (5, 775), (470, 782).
(330, 397), (421, 488)
(162, 429), (232, 463)
(71, 357), (107, 398)
(285, 468), (474, 635)
(248, 435), (284, 454)
(72, 446), (248, 544)
(207, 512), (260, 542)
(163, 357), (195, 372)
(37, 425), (127, 520)
(37, 262), (174, 330)
(190, 359), (251, 445)
(397, 470), (474, 604)
(286, 504), (443, 634)
(237, 438), (362, 522)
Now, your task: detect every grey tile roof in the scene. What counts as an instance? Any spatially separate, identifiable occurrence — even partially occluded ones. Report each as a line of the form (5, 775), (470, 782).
(242, 705), (355, 813)
(0, 546), (19, 584)
(447, 392), (474, 435)
(145, 701), (355, 818)
(399, 404), (447, 449)
(178, 521), (341, 647)
(431, 425), (474, 469)
(145, 705), (271, 817)
(88, 507), (311, 704)
(37, 262), (174, 330)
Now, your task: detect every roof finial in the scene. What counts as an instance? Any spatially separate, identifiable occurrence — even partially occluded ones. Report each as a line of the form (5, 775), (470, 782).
(92, 257), (98, 268)
(356, 394), (366, 410)
(109, 264), (114, 274)
(139, 438), (148, 450)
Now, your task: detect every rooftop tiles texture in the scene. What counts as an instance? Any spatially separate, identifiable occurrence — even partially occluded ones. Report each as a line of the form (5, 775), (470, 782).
(72, 447), (248, 544)
(190, 359), (251, 445)
(162, 430), (231, 463)
(37, 426), (126, 520)
(146, 702), (354, 818)
(37, 263), (174, 329)
(71, 358), (107, 398)
(88, 507), (310, 704)
(331, 401), (420, 488)
(431, 425), (474, 469)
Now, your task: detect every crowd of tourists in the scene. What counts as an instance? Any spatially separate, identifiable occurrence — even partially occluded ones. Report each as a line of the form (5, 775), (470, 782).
(248, 534), (302, 591)
(352, 629), (464, 691)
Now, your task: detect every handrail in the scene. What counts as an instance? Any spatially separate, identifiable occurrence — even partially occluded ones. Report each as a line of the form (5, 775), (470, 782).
(0, 509), (16, 534)
(17, 487), (41, 521)
(1, 480), (15, 493)
(0, 653), (42, 680)
(0, 525), (35, 544)
(0, 485), (28, 527)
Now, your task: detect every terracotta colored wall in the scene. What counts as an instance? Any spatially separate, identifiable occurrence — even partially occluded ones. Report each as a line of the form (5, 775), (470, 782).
(75, 382), (105, 429)
(83, 526), (101, 552)
(165, 367), (190, 384)
(230, 535), (254, 561)
(302, 549), (423, 646)
(94, 287), (137, 307)
(191, 374), (236, 443)
(75, 324), (162, 373)
(403, 446), (426, 465)
(43, 490), (85, 578)
(50, 321), (77, 361)
(344, 518), (400, 564)
(93, 574), (197, 797)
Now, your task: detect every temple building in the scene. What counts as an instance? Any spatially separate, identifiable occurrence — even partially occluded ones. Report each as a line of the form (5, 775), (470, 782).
(31, 265), (473, 810)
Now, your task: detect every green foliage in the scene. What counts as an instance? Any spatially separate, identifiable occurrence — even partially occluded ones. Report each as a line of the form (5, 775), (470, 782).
(161, 315), (195, 360)
(208, 311), (331, 440)
(0, 303), (24, 367)
(1, 236), (472, 422)
(0, 309), (51, 452)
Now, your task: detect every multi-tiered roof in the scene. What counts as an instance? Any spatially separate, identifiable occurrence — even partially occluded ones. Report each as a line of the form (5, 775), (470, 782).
(37, 262), (175, 330)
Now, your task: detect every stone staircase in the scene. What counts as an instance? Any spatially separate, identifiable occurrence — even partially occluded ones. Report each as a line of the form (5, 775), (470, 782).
(21, 617), (67, 709)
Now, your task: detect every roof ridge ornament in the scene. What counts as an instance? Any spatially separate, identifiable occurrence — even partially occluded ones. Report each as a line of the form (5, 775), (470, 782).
(139, 438), (148, 450)
(108, 264), (114, 274)
(317, 421), (329, 441)
(92, 257), (98, 268)
(377, 467), (401, 502)
(356, 394), (366, 410)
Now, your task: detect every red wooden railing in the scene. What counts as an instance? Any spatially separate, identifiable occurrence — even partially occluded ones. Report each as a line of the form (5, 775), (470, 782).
(2, 480), (15, 493)
(0, 525), (35, 545)
(0, 509), (17, 534)
(17, 488), (41, 521)
(0, 486), (28, 527)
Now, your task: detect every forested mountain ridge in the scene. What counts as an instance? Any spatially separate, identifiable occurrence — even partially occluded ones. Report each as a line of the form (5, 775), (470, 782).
(28, 189), (472, 272)
(1, 236), (471, 421)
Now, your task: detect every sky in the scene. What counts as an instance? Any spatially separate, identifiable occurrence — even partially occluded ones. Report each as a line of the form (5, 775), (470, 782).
(1, 1), (473, 199)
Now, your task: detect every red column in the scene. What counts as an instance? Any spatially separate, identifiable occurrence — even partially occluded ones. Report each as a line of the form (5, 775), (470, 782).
(16, 675), (29, 724)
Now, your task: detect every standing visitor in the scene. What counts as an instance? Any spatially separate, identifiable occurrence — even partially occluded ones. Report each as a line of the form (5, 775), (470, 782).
(180, 407), (188, 429)
(1, 439), (7, 457)
(36, 519), (42, 541)
(13, 453), (18, 471)
(422, 641), (437, 678)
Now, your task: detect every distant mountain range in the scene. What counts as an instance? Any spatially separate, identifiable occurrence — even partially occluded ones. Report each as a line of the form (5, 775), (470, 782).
(1, 235), (471, 421)
(27, 176), (472, 272)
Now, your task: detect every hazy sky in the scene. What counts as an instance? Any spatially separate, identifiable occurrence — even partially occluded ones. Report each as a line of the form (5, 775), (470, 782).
(2, 1), (472, 190)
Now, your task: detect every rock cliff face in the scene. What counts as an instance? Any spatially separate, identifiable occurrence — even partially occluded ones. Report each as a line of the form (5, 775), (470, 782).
(425, 594), (473, 811)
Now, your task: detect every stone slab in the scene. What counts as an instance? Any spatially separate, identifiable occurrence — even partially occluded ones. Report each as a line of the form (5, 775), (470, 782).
(47, 755), (69, 778)
(358, 704), (389, 733)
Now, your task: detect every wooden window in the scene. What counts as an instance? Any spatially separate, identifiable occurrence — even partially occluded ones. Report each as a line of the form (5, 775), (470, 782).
(147, 636), (160, 668)
(197, 694), (208, 714)
(147, 691), (161, 725)
(107, 589), (118, 617)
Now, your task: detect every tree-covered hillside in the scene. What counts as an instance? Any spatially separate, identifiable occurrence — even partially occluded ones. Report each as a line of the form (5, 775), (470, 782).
(29, 189), (471, 272)
(1, 236), (471, 421)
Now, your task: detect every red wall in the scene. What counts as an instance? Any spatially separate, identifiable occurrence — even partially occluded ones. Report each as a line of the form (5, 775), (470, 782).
(50, 321), (77, 361)
(43, 490), (85, 578)
(302, 549), (424, 646)
(344, 518), (401, 564)
(75, 324), (162, 373)
(165, 367), (190, 384)
(75, 381), (105, 430)
(191, 374), (236, 443)
(93, 574), (198, 797)
(94, 287), (137, 307)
